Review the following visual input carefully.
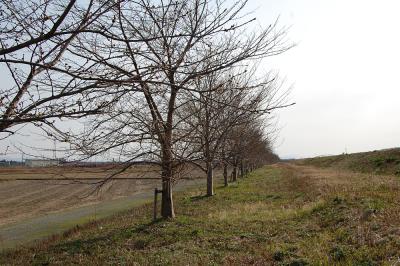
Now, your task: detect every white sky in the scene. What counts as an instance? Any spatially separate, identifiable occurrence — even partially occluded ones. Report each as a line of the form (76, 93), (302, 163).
(1, 0), (400, 160)
(249, 0), (400, 158)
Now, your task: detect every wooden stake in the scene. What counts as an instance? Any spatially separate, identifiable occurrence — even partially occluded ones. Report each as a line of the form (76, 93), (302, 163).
(154, 188), (162, 220)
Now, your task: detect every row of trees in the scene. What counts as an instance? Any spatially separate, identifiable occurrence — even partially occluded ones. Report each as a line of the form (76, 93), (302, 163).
(0, 0), (293, 218)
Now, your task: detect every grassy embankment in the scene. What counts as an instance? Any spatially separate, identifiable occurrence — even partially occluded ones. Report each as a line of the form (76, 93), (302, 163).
(299, 148), (400, 176)
(1, 159), (400, 265)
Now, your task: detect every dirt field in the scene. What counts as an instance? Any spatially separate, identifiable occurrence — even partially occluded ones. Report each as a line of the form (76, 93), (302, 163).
(0, 165), (207, 226)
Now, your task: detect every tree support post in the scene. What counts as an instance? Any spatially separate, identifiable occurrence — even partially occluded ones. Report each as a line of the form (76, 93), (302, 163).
(154, 188), (163, 221)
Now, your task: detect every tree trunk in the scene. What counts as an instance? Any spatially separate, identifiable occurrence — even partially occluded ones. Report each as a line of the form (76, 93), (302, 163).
(232, 165), (238, 182)
(223, 162), (228, 187)
(206, 162), (214, 196)
(240, 161), (244, 178)
(160, 144), (175, 218)
(161, 177), (174, 218)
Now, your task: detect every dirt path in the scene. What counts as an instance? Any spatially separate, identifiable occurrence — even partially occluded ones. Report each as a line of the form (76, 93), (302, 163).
(0, 178), (205, 251)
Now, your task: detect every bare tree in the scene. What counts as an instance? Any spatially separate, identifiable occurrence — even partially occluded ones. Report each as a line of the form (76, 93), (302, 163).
(181, 65), (290, 196)
(0, 0), (77, 56)
(0, 0), (123, 138)
(46, 0), (292, 218)
(224, 117), (280, 182)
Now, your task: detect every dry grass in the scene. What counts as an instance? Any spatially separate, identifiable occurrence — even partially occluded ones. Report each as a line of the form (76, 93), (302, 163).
(1, 163), (400, 265)
(299, 147), (400, 176)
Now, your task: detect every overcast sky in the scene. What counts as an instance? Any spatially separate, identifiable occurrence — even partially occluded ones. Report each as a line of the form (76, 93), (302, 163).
(1, 0), (399, 160)
(249, 0), (400, 158)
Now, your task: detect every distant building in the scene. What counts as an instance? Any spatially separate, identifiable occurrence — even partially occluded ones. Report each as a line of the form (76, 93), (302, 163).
(25, 159), (60, 167)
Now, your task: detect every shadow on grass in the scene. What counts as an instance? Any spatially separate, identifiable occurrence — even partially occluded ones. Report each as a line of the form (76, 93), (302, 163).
(216, 184), (230, 189)
(48, 218), (166, 257)
(190, 194), (210, 201)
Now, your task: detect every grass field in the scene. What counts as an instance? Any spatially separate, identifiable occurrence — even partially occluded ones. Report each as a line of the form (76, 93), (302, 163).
(299, 148), (400, 176)
(2, 162), (400, 265)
